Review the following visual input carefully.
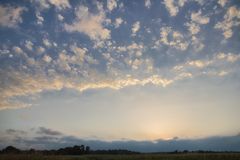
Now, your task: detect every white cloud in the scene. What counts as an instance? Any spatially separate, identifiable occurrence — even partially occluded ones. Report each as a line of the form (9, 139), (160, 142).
(215, 6), (240, 39)
(131, 59), (142, 70)
(0, 70), (175, 110)
(37, 46), (45, 54)
(36, 11), (44, 25)
(187, 60), (212, 68)
(0, 5), (26, 28)
(42, 54), (52, 63)
(64, 5), (111, 42)
(186, 22), (200, 35)
(43, 38), (52, 48)
(48, 0), (70, 10)
(131, 21), (140, 36)
(218, 70), (228, 76)
(25, 40), (33, 50)
(191, 10), (210, 25)
(145, 0), (151, 9)
(114, 17), (123, 28)
(163, 0), (178, 16)
(32, 0), (70, 10)
(70, 44), (87, 63)
(216, 52), (240, 63)
(191, 36), (204, 52)
(13, 46), (24, 55)
(218, 0), (228, 7)
(107, 0), (117, 11)
(69, 44), (98, 65)
(57, 14), (64, 21)
(158, 27), (189, 50)
(163, 0), (187, 17)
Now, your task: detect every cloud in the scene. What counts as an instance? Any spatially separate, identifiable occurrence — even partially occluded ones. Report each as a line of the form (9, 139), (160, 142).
(69, 44), (98, 65)
(42, 38), (52, 48)
(6, 129), (27, 135)
(216, 52), (240, 63)
(48, 0), (70, 10)
(157, 27), (189, 50)
(25, 40), (33, 51)
(114, 17), (123, 28)
(32, 0), (71, 10)
(218, 0), (227, 7)
(57, 14), (64, 21)
(0, 68), (175, 110)
(0, 5), (26, 28)
(37, 127), (62, 136)
(186, 22), (200, 35)
(131, 21), (140, 36)
(37, 46), (45, 54)
(13, 46), (24, 55)
(163, 0), (187, 17)
(42, 55), (52, 63)
(1, 129), (240, 152)
(215, 6), (240, 39)
(64, 5), (111, 42)
(145, 0), (151, 9)
(35, 11), (44, 25)
(186, 60), (212, 68)
(191, 10), (210, 25)
(107, 0), (117, 12)
(185, 10), (209, 36)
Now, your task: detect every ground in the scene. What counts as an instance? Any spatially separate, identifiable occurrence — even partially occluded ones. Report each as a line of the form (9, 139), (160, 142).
(0, 153), (240, 160)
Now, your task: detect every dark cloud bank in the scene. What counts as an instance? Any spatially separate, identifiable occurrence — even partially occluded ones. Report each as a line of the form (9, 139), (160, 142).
(1, 127), (240, 152)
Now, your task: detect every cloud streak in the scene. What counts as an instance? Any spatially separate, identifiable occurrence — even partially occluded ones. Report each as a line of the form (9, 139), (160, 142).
(1, 128), (240, 152)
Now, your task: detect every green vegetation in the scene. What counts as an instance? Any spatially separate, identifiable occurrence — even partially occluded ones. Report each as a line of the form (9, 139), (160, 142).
(1, 153), (240, 160)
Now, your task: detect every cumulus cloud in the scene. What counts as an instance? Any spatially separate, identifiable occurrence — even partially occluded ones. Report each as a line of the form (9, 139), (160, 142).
(157, 27), (189, 50)
(191, 10), (210, 24)
(216, 52), (240, 63)
(145, 0), (151, 9)
(186, 10), (209, 36)
(215, 6), (240, 39)
(36, 11), (44, 25)
(42, 54), (52, 63)
(107, 0), (117, 12)
(57, 14), (64, 21)
(64, 5), (111, 42)
(186, 22), (200, 35)
(37, 46), (45, 54)
(43, 38), (52, 48)
(218, 0), (228, 7)
(187, 60), (212, 68)
(32, 0), (71, 10)
(131, 21), (140, 36)
(25, 40), (33, 51)
(0, 5), (26, 28)
(48, 0), (70, 10)
(163, 0), (187, 17)
(114, 17), (123, 28)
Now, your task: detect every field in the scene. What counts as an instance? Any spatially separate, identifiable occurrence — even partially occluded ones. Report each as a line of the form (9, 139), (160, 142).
(1, 153), (240, 160)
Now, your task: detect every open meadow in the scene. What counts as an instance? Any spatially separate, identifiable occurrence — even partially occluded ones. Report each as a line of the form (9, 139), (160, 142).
(1, 153), (240, 160)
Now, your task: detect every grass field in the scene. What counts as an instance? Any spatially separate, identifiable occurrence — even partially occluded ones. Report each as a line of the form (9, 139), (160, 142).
(0, 153), (240, 160)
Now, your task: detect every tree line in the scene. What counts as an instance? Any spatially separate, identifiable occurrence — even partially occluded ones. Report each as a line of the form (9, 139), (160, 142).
(0, 145), (139, 155)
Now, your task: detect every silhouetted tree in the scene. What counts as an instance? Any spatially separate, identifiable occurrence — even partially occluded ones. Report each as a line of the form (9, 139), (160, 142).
(85, 146), (90, 153)
(2, 146), (21, 154)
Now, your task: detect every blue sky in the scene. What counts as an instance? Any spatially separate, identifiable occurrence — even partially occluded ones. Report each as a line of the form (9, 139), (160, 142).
(0, 0), (240, 151)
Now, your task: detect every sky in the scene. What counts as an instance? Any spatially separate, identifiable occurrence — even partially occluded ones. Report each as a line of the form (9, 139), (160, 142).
(0, 0), (240, 152)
